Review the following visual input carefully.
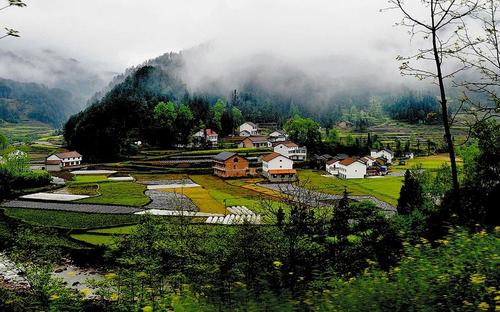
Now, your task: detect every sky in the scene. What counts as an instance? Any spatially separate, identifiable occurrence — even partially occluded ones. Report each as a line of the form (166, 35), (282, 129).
(1, 0), (414, 74)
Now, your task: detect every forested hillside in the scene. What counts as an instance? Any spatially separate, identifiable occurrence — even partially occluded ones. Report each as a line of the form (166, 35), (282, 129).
(64, 48), (461, 161)
(0, 78), (82, 127)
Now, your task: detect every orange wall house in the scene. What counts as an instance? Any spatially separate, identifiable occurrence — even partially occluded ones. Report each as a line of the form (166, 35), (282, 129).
(213, 152), (250, 178)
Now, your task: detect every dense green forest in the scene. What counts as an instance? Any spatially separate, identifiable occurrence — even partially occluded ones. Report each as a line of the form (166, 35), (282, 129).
(0, 78), (82, 127)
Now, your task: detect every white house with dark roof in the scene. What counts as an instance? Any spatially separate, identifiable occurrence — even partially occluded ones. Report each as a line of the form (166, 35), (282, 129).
(370, 149), (394, 164)
(268, 130), (288, 142)
(45, 151), (82, 171)
(239, 122), (259, 136)
(261, 152), (296, 182)
(337, 158), (367, 179)
(273, 141), (307, 161)
(193, 129), (218, 146)
(326, 158), (341, 175)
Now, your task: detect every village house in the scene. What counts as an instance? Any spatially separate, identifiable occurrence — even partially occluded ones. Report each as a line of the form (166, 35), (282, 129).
(268, 130), (288, 142)
(213, 152), (254, 178)
(239, 122), (259, 137)
(261, 152), (297, 182)
(337, 158), (367, 179)
(193, 129), (218, 147)
(370, 148), (394, 164)
(273, 141), (307, 161)
(45, 151), (82, 172)
(238, 136), (272, 149)
(361, 156), (377, 167)
(326, 158), (341, 175)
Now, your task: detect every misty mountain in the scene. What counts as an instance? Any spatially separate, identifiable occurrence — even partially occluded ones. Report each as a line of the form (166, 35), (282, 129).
(0, 49), (112, 101)
(65, 46), (420, 161)
(0, 78), (82, 127)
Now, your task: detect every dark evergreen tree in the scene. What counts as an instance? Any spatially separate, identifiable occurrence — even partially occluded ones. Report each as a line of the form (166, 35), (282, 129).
(397, 169), (424, 214)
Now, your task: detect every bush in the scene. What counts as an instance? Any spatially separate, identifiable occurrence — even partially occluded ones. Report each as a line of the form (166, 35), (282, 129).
(10, 170), (51, 190)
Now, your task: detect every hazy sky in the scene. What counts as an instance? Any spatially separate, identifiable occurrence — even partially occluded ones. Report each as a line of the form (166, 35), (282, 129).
(1, 0), (414, 74)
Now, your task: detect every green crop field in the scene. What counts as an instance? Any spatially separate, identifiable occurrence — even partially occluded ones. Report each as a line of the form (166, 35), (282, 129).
(77, 182), (150, 207)
(392, 154), (463, 172)
(298, 170), (403, 206)
(0, 121), (55, 141)
(70, 233), (116, 246)
(2, 208), (142, 230)
(71, 175), (110, 184)
(189, 175), (282, 214)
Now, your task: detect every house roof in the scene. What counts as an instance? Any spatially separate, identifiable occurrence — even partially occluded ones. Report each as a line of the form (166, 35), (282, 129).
(54, 151), (82, 159)
(326, 158), (340, 165)
(269, 130), (286, 136)
(262, 152), (286, 162)
(336, 153), (348, 160)
(277, 141), (298, 148)
(246, 136), (269, 143)
(213, 152), (238, 161)
(268, 169), (297, 175)
(339, 158), (364, 166)
(242, 122), (257, 128)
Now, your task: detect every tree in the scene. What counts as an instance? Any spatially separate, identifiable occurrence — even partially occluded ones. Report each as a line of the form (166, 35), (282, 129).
(0, 0), (26, 40)
(211, 99), (226, 132)
(284, 115), (322, 151)
(231, 106), (243, 134)
(154, 101), (177, 126)
(326, 128), (340, 144)
(397, 169), (424, 214)
(175, 104), (194, 144)
(389, 0), (478, 201)
(0, 133), (8, 150)
(454, 0), (500, 127)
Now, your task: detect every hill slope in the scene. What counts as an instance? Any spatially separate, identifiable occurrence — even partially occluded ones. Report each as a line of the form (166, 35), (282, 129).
(0, 78), (82, 127)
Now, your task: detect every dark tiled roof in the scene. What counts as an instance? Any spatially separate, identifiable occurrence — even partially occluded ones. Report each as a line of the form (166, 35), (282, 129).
(213, 152), (237, 161)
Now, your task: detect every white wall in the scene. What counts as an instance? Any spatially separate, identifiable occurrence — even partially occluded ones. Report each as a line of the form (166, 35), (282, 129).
(338, 161), (366, 179)
(263, 155), (293, 172)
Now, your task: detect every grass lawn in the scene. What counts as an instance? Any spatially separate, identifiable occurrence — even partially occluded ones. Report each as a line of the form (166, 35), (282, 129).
(392, 154), (463, 172)
(87, 225), (138, 234)
(70, 233), (116, 246)
(77, 182), (150, 207)
(2, 208), (142, 230)
(71, 175), (109, 184)
(298, 170), (403, 206)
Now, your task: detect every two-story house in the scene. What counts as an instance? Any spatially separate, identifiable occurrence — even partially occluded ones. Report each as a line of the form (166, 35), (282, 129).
(193, 129), (218, 147)
(213, 152), (252, 178)
(239, 122), (259, 137)
(261, 152), (296, 182)
(337, 158), (367, 179)
(370, 149), (394, 164)
(45, 151), (82, 171)
(273, 141), (307, 161)
(268, 130), (288, 142)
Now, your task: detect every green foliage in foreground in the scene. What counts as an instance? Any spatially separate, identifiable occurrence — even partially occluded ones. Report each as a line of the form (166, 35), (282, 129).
(77, 182), (149, 207)
(2, 208), (142, 230)
(321, 229), (500, 311)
